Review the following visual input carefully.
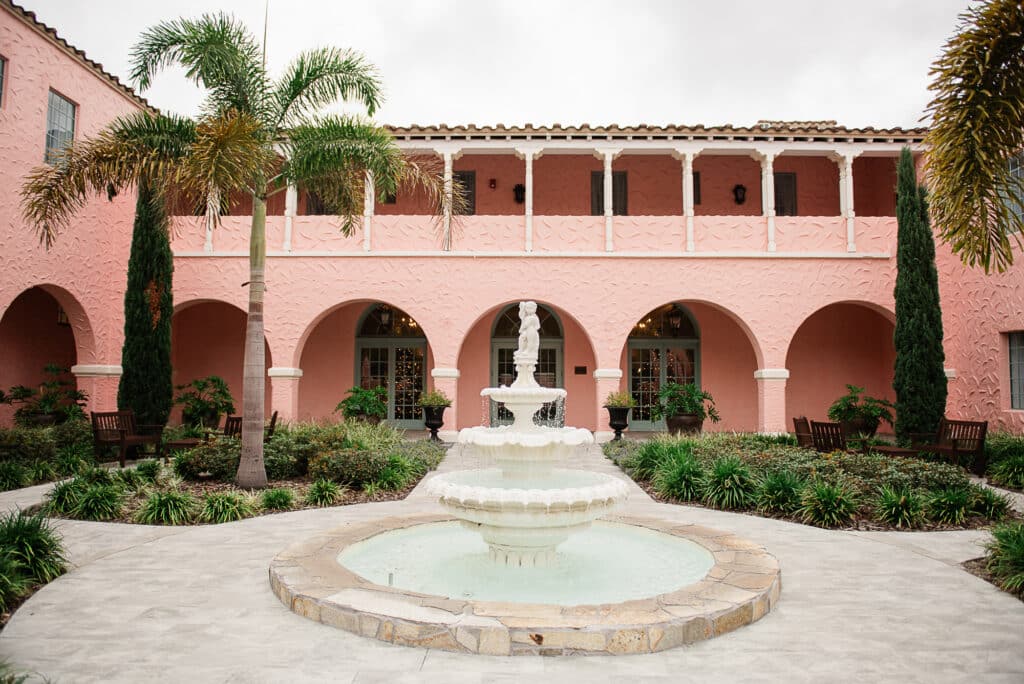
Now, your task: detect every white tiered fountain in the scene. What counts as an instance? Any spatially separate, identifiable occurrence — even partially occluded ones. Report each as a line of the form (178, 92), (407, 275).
(426, 301), (630, 567)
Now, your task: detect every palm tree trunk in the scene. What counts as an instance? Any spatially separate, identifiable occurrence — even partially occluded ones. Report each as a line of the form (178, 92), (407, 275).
(236, 192), (268, 488)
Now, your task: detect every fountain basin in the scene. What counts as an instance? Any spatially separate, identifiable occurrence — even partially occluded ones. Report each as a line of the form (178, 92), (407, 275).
(481, 386), (567, 430)
(426, 468), (630, 566)
(458, 425), (593, 477)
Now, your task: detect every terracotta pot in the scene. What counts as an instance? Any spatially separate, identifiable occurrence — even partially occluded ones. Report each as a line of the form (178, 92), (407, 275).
(666, 414), (703, 436)
(605, 406), (631, 441)
(423, 405), (447, 442)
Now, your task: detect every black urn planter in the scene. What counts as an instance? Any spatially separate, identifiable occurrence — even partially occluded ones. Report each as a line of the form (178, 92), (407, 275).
(423, 405), (448, 442)
(605, 406), (631, 441)
(839, 417), (879, 438)
(666, 414), (703, 436)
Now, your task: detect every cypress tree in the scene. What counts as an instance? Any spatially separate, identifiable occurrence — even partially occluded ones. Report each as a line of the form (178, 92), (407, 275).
(893, 147), (947, 441)
(117, 179), (174, 426)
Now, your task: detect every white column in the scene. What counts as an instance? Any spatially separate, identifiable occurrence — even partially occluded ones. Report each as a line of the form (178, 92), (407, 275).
(843, 153), (856, 252)
(603, 151), (614, 251)
(362, 171), (374, 252)
(442, 151), (454, 251)
(682, 152), (696, 252)
(524, 152), (534, 252)
(283, 182), (297, 252)
(760, 153), (777, 252)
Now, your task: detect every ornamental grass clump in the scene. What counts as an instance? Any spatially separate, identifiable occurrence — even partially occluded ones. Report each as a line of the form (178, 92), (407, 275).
(927, 486), (973, 526)
(306, 479), (342, 507)
(652, 451), (704, 501)
(46, 479), (87, 516)
(0, 462), (30, 492)
(971, 485), (1010, 521)
(134, 459), (162, 482)
(986, 522), (1024, 595)
(701, 456), (756, 510)
(756, 470), (806, 515)
(73, 483), (125, 521)
(799, 480), (859, 528)
(874, 485), (925, 529)
(0, 551), (33, 613)
(989, 452), (1024, 489)
(199, 492), (255, 524)
(0, 511), (68, 583)
(260, 488), (295, 511)
(628, 436), (690, 482)
(135, 490), (196, 525)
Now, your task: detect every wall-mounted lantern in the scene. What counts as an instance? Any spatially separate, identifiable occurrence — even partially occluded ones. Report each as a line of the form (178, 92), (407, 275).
(732, 184), (747, 205)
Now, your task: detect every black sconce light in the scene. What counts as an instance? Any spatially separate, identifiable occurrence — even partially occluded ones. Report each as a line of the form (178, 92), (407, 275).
(732, 184), (747, 205)
(668, 308), (683, 330)
(513, 183), (526, 204)
(489, 178), (497, 189)
(378, 305), (392, 327)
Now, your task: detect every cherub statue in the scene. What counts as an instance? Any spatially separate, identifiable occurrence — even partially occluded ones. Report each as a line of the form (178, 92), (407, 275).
(514, 300), (540, 365)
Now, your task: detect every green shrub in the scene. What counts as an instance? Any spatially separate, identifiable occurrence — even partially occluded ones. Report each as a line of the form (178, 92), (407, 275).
(799, 480), (859, 528)
(627, 438), (685, 481)
(262, 448), (301, 480)
(970, 485), (1010, 521)
(173, 439), (239, 481)
(0, 551), (32, 613)
(756, 470), (806, 514)
(50, 417), (93, 455)
(652, 452), (703, 501)
(46, 479), (87, 516)
(261, 488), (295, 511)
(111, 467), (147, 490)
(136, 490), (197, 525)
(29, 459), (57, 484)
(308, 449), (386, 487)
(394, 440), (446, 473)
(702, 456), (756, 510)
(989, 451), (1024, 489)
(0, 427), (57, 465)
(55, 445), (92, 476)
(134, 459), (162, 482)
(602, 439), (638, 466)
(927, 486), (972, 526)
(874, 485), (924, 529)
(986, 522), (1024, 594)
(0, 462), (31, 492)
(73, 484), (125, 521)
(0, 511), (67, 583)
(306, 479), (342, 507)
(199, 492), (255, 524)
(362, 481), (383, 497)
(76, 467), (117, 486)
(376, 454), (417, 491)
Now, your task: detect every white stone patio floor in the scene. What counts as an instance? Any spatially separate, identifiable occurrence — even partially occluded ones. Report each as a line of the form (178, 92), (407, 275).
(0, 445), (1022, 683)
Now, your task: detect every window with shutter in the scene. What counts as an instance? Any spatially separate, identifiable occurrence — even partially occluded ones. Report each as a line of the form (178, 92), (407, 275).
(774, 172), (797, 216)
(693, 172), (701, 205)
(590, 171), (628, 215)
(1010, 332), (1024, 410)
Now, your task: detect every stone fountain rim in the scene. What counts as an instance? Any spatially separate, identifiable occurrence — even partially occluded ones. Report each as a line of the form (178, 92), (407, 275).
(269, 512), (781, 656)
(425, 468), (630, 507)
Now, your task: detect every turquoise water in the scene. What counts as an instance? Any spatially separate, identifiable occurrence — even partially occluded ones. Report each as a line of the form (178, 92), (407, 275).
(337, 520), (714, 606)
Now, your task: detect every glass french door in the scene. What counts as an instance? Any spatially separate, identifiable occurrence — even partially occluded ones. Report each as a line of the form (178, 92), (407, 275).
(490, 343), (563, 426)
(356, 342), (426, 428)
(629, 342), (698, 430)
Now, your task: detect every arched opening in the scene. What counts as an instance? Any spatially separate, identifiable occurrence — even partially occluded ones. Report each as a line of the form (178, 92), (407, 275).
(491, 303), (564, 426)
(456, 301), (597, 430)
(355, 303), (427, 428)
(0, 287), (81, 425)
(786, 302), (896, 429)
(620, 301), (759, 432)
(171, 301), (273, 423)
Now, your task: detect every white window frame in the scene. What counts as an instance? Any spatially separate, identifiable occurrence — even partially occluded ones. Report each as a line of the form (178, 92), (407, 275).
(45, 89), (76, 164)
(1010, 332), (1024, 410)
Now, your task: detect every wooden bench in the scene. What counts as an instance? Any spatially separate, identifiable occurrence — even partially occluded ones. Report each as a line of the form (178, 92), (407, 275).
(810, 420), (847, 453)
(911, 418), (988, 475)
(91, 410), (163, 468)
(792, 416), (813, 449)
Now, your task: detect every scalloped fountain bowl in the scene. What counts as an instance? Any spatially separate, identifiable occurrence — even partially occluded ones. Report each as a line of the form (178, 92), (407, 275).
(426, 467), (629, 567)
(457, 425), (594, 477)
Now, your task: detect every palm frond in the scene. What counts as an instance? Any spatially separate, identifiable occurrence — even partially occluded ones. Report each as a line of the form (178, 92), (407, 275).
(924, 0), (1024, 272)
(21, 112), (197, 248)
(272, 47), (384, 130)
(130, 13), (268, 117)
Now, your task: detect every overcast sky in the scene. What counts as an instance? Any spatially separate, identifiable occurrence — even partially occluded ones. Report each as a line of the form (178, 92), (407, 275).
(24, 0), (974, 129)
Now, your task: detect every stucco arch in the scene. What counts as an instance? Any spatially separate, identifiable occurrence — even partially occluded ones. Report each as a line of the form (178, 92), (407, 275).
(0, 284), (98, 366)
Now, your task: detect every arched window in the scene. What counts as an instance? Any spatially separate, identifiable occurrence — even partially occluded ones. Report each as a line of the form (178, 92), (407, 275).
(490, 303), (563, 426)
(355, 303), (426, 427)
(627, 304), (701, 429)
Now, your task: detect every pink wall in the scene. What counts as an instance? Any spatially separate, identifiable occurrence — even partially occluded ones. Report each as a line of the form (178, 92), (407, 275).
(775, 156), (840, 216)
(298, 304), (360, 420)
(693, 156), (762, 216)
(854, 157), (898, 217)
(785, 303), (896, 426)
(0, 288), (78, 426)
(171, 302), (273, 423)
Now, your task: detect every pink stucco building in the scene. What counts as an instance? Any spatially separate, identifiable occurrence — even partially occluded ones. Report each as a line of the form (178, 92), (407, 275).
(2, 1), (1022, 439)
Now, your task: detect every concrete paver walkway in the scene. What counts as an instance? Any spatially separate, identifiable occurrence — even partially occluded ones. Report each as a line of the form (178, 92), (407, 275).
(0, 446), (1022, 683)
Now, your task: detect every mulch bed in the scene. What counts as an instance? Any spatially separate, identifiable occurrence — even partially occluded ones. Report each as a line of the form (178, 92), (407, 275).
(962, 556), (1024, 603)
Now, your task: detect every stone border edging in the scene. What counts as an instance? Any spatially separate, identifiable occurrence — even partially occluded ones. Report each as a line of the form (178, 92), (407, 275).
(269, 513), (781, 655)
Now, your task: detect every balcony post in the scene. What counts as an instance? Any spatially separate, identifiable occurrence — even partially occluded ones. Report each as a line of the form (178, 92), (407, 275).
(595, 147), (622, 252)
(843, 153), (856, 252)
(362, 171), (374, 252)
(682, 152), (696, 251)
(283, 182), (297, 252)
(515, 146), (542, 252)
(759, 152), (777, 252)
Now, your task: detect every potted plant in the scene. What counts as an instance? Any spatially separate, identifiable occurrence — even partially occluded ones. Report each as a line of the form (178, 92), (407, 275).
(603, 391), (636, 441)
(650, 382), (721, 435)
(827, 384), (894, 437)
(174, 375), (236, 428)
(3, 364), (88, 427)
(418, 389), (452, 442)
(335, 386), (388, 424)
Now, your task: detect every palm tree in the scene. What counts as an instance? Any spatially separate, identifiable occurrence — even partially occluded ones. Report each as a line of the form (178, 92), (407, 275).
(23, 14), (449, 487)
(924, 0), (1024, 273)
